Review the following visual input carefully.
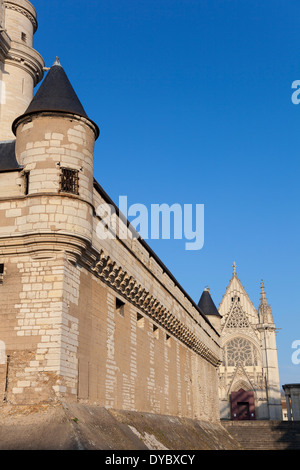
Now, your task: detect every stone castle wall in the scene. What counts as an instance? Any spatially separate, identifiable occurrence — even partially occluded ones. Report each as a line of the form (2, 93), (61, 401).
(0, 110), (221, 420)
(0, 0), (221, 422)
(0, 240), (220, 420)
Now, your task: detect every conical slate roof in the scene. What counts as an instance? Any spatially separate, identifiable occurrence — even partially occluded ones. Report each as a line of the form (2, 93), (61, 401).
(0, 140), (23, 172)
(12, 58), (99, 138)
(198, 289), (221, 317)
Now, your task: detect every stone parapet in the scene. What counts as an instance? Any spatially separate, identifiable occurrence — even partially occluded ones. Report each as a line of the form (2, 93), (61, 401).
(4, 0), (38, 34)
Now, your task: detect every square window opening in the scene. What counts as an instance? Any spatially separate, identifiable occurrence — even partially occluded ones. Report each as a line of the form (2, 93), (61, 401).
(24, 171), (30, 195)
(116, 298), (125, 317)
(153, 324), (159, 339)
(0, 264), (4, 284)
(60, 168), (79, 195)
(137, 312), (145, 329)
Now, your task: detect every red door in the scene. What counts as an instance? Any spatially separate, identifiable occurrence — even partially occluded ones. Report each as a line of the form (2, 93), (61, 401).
(231, 389), (256, 420)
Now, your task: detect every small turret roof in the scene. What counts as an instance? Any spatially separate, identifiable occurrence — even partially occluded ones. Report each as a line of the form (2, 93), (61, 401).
(198, 288), (221, 317)
(0, 140), (22, 172)
(12, 58), (99, 138)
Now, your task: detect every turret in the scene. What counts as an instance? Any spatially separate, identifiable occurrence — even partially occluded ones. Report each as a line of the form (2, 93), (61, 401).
(258, 280), (274, 324)
(11, 58), (99, 249)
(13, 58), (99, 199)
(0, 0), (44, 141)
(257, 279), (282, 419)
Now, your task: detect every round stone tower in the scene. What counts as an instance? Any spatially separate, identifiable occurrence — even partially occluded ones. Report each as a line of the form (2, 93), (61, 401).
(12, 58), (99, 253)
(0, 0), (44, 141)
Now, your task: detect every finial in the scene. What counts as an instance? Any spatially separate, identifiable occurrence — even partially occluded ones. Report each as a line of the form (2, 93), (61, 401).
(205, 286), (210, 293)
(53, 56), (61, 67)
(233, 261), (237, 275)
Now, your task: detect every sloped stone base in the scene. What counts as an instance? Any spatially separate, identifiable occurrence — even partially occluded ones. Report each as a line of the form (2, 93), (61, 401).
(0, 402), (240, 450)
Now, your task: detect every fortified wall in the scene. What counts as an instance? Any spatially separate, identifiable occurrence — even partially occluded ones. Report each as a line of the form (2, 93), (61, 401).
(0, 0), (221, 422)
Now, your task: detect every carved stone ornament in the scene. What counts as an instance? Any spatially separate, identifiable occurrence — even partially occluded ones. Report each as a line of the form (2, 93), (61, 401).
(92, 249), (221, 367)
(4, 1), (38, 32)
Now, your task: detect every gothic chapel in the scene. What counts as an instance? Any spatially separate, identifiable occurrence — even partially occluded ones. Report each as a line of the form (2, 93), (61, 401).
(198, 264), (282, 420)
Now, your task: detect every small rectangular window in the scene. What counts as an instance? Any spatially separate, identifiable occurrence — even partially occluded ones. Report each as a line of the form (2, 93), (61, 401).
(24, 172), (29, 195)
(116, 298), (125, 317)
(137, 312), (145, 329)
(0, 264), (4, 285)
(21, 32), (27, 43)
(60, 168), (79, 195)
(153, 324), (159, 339)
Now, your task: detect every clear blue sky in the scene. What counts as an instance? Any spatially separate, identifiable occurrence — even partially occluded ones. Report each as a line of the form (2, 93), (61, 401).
(35, 0), (299, 386)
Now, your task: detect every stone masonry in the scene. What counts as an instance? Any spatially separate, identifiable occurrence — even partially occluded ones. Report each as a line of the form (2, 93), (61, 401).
(0, 0), (221, 421)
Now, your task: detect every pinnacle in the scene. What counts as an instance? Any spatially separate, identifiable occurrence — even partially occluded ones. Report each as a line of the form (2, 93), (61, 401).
(260, 280), (267, 303)
(232, 261), (237, 276)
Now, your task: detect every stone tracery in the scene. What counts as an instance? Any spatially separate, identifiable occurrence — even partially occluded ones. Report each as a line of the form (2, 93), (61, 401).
(226, 300), (250, 329)
(223, 337), (260, 367)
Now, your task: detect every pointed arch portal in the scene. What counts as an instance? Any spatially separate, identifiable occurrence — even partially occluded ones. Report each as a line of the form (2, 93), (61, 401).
(230, 388), (256, 420)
